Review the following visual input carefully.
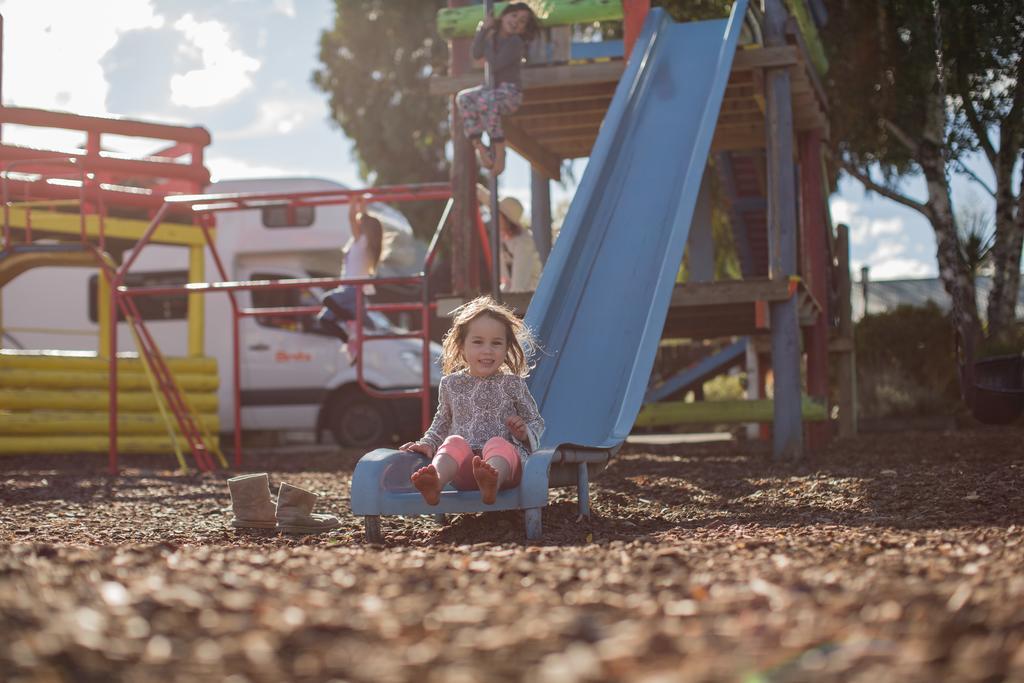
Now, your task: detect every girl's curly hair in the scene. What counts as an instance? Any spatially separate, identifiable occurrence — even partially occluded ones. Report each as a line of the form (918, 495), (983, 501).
(440, 295), (536, 376)
(499, 2), (541, 43)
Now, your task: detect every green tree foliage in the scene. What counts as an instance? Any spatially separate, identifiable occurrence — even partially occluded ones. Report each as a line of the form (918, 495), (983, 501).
(655, 0), (732, 22)
(822, 0), (1023, 345)
(313, 1), (450, 239)
(854, 303), (960, 418)
(945, 2), (1024, 339)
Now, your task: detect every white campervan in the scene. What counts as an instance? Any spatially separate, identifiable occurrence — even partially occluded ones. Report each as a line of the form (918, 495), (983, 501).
(1, 177), (442, 447)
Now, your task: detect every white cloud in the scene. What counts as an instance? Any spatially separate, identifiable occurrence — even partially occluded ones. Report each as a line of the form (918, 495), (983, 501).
(866, 241), (906, 263)
(0, 0), (164, 116)
(832, 182), (938, 279)
(272, 0), (297, 18)
(867, 217), (902, 237)
(828, 196), (856, 226)
(217, 97), (322, 141)
(205, 155), (297, 183)
(862, 258), (933, 280)
(170, 15), (260, 108)
(847, 216), (905, 246)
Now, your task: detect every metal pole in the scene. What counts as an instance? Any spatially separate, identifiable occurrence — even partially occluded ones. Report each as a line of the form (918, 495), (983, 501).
(860, 265), (870, 318)
(484, 0), (501, 301)
(107, 268), (118, 475)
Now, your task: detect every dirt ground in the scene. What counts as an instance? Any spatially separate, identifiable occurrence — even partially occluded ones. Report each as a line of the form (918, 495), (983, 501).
(1, 427), (1023, 683)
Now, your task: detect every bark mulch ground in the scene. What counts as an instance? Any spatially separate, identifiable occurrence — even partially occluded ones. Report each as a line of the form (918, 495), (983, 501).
(1, 427), (1023, 682)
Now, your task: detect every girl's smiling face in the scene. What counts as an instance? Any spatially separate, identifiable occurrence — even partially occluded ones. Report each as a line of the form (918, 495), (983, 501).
(462, 314), (508, 378)
(500, 9), (530, 36)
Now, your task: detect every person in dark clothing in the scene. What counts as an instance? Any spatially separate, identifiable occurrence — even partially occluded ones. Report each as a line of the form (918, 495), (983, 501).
(455, 2), (539, 177)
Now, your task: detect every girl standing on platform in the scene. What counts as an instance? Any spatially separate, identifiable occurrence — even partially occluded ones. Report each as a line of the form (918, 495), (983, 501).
(401, 296), (544, 506)
(456, 2), (539, 176)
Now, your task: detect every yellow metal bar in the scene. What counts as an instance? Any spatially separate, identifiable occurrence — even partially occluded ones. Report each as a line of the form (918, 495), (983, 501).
(0, 326), (96, 336)
(187, 244), (204, 357)
(97, 268), (111, 359)
(635, 396), (828, 428)
(3, 207), (206, 246)
(0, 367), (218, 391)
(0, 388), (218, 412)
(0, 411), (219, 435)
(7, 199), (82, 208)
(0, 434), (220, 455)
(0, 351), (217, 373)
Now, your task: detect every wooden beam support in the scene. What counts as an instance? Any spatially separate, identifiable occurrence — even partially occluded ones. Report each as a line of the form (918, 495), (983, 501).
(711, 129), (766, 152)
(669, 278), (796, 306)
(513, 97), (613, 119)
(534, 131), (598, 146)
(503, 119), (562, 181)
(429, 60), (625, 96)
(517, 112), (606, 133)
(523, 82), (617, 104)
(731, 45), (799, 71)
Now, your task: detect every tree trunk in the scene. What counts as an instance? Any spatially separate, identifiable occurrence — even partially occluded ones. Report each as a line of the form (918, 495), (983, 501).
(985, 136), (1023, 340)
(919, 55), (982, 352)
(922, 148), (979, 342)
(924, 4), (981, 354)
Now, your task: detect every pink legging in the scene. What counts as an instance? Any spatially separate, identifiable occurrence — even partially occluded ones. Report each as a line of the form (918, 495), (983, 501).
(438, 435), (522, 491)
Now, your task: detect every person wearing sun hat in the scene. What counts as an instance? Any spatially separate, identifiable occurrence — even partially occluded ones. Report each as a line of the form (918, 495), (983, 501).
(477, 184), (542, 292)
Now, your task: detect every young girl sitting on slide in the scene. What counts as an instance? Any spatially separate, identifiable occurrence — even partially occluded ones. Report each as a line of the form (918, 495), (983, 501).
(400, 296), (544, 505)
(456, 2), (539, 176)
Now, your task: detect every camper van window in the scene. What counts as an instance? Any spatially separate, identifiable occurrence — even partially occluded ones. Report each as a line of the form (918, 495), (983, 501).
(88, 271), (188, 322)
(262, 205), (315, 228)
(250, 272), (319, 332)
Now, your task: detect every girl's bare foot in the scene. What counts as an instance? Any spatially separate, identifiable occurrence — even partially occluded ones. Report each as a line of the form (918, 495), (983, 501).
(411, 465), (443, 506)
(472, 140), (493, 169)
(491, 143), (506, 176)
(472, 455), (500, 505)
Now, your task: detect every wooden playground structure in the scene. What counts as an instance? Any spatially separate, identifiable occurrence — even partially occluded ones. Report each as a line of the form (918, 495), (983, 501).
(432, 0), (855, 460)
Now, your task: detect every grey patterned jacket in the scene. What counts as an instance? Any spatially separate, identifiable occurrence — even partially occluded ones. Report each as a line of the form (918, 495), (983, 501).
(419, 370), (544, 462)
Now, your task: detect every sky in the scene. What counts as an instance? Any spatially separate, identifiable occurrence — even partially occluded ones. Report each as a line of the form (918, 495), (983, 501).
(0, 0), (1000, 281)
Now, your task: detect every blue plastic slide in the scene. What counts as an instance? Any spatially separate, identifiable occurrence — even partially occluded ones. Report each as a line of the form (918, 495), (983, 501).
(351, 2), (748, 541)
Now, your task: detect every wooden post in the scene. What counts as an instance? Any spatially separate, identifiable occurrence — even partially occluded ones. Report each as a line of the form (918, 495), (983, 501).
(745, 341), (760, 439)
(623, 0), (651, 61)
(799, 130), (830, 451)
(531, 168), (552, 263)
(836, 223), (857, 437)
(483, 0), (502, 302)
(686, 167), (715, 283)
(758, 351), (772, 441)
(764, 0), (802, 461)
(449, 0), (475, 296)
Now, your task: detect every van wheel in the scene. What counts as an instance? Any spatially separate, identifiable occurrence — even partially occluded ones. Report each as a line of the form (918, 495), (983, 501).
(327, 392), (395, 448)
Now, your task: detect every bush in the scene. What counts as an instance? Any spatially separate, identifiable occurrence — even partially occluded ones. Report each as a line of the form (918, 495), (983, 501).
(854, 303), (961, 418)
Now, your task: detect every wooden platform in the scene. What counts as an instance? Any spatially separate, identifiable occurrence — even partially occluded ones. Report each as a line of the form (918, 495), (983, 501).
(437, 276), (822, 339)
(661, 277), (823, 339)
(430, 42), (828, 179)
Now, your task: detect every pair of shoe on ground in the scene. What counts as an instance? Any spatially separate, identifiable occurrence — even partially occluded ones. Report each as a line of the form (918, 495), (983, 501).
(227, 473), (339, 534)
